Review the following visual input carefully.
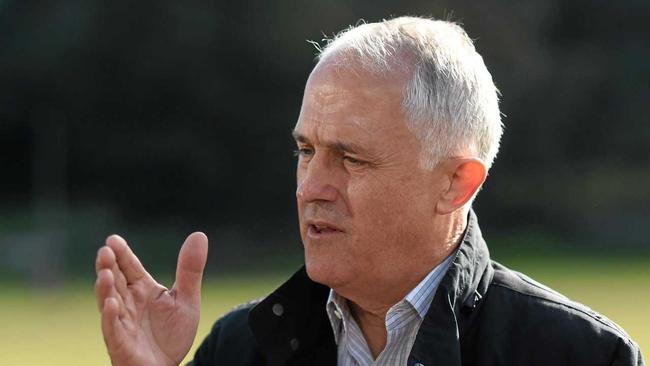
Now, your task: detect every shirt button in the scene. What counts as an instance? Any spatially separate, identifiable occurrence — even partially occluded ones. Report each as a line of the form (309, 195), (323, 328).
(290, 338), (300, 351)
(334, 309), (342, 319)
(272, 303), (284, 316)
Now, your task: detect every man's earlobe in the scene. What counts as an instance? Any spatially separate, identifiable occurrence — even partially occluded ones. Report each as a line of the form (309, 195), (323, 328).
(436, 158), (487, 215)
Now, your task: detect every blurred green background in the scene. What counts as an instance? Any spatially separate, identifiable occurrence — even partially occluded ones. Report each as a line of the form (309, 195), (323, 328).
(0, 0), (648, 364)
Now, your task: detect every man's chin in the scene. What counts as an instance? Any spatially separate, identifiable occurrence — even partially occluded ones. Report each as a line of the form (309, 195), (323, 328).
(304, 257), (348, 289)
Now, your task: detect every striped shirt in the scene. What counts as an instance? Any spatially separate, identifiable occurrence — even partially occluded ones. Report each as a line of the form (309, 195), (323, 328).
(326, 254), (455, 366)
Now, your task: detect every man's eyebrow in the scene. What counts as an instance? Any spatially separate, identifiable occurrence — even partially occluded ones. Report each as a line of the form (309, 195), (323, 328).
(291, 130), (308, 144)
(291, 130), (367, 155)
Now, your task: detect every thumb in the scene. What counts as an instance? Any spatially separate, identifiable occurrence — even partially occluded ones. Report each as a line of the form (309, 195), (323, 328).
(173, 232), (209, 304)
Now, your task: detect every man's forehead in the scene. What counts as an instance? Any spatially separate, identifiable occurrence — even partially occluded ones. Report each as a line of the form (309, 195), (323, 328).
(293, 99), (410, 155)
(292, 120), (373, 149)
(306, 57), (407, 100)
(293, 57), (413, 154)
(302, 89), (371, 118)
(297, 79), (403, 136)
(302, 78), (385, 118)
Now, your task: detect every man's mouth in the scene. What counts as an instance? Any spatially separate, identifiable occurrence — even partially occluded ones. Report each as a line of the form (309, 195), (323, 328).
(310, 224), (339, 233)
(306, 222), (344, 238)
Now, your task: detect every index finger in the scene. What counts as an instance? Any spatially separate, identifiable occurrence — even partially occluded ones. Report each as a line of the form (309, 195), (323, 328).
(105, 234), (149, 284)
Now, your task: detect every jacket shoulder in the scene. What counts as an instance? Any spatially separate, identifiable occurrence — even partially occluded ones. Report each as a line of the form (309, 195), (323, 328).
(490, 261), (630, 337)
(480, 261), (643, 365)
(188, 298), (265, 366)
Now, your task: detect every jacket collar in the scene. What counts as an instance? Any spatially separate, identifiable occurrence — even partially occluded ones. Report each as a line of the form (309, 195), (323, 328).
(408, 208), (494, 366)
(249, 208), (493, 366)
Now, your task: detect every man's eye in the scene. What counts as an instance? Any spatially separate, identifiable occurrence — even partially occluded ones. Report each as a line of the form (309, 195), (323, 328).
(343, 156), (364, 165)
(293, 148), (313, 157)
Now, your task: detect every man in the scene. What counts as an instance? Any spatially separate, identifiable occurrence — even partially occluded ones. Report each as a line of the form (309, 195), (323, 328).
(95, 17), (644, 366)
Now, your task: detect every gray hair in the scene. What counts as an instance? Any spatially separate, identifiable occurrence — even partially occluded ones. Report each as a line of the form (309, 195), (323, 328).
(315, 16), (503, 170)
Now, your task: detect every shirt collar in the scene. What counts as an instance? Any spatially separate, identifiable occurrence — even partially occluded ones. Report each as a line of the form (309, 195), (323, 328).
(403, 253), (455, 318)
(325, 250), (455, 342)
(325, 290), (344, 344)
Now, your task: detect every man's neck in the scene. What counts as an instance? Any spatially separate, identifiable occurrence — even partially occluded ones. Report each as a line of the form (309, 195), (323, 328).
(348, 300), (389, 359)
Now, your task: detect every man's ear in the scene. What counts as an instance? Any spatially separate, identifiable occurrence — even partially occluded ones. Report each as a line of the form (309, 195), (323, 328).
(436, 158), (487, 215)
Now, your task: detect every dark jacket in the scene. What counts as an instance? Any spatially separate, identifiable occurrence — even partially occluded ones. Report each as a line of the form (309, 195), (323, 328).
(189, 211), (645, 366)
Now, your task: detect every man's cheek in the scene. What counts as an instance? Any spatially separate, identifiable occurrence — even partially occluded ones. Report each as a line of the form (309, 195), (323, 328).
(355, 205), (395, 232)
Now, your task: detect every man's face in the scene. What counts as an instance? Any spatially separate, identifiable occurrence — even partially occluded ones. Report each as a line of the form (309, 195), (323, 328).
(294, 60), (446, 294)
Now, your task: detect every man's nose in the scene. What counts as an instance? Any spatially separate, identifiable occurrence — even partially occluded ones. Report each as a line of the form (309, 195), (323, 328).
(296, 155), (339, 203)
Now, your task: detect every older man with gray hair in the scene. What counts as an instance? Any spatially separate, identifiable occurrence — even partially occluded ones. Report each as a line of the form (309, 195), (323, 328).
(95, 16), (644, 366)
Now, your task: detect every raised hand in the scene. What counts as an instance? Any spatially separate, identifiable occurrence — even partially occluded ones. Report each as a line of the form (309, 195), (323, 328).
(95, 232), (208, 366)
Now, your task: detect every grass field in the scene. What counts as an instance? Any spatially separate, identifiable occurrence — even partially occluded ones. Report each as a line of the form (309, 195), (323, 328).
(0, 255), (648, 365)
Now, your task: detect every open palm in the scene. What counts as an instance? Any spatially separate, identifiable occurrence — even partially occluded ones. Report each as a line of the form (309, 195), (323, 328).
(95, 232), (208, 366)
